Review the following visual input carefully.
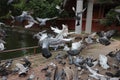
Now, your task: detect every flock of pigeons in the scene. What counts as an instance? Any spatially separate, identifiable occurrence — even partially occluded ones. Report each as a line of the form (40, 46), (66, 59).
(0, 0), (119, 80)
(0, 26), (119, 80)
(33, 26), (117, 59)
(32, 27), (119, 80)
(0, 0), (85, 51)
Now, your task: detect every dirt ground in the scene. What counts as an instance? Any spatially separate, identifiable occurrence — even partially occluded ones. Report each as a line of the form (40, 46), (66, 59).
(1, 39), (120, 80)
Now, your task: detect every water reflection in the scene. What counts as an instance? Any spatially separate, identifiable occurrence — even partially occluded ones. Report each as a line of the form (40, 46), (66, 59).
(0, 27), (40, 60)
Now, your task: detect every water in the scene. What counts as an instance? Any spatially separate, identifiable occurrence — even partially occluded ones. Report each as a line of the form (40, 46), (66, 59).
(0, 27), (40, 60)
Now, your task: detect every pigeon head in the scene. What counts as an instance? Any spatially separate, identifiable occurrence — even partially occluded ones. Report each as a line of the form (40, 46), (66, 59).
(42, 48), (52, 58)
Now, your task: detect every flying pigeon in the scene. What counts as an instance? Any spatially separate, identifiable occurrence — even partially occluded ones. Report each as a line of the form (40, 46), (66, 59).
(114, 9), (120, 13)
(0, 39), (6, 51)
(11, 11), (38, 28)
(7, 0), (14, 5)
(51, 24), (69, 37)
(56, 5), (64, 14)
(36, 16), (57, 26)
(72, 7), (86, 26)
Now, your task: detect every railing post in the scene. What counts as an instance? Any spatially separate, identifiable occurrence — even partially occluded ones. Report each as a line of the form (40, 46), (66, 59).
(34, 48), (36, 55)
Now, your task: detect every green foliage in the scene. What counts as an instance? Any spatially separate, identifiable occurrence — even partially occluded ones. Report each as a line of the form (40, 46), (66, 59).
(0, 0), (70, 20)
(12, 0), (64, 18)
(12, 0), (26, 11)
(100, 6), (120, 26)
(0, 0), (13, 19)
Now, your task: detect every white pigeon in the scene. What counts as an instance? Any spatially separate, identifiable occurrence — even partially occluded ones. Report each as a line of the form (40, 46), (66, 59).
(25, 21), (34, 28)
(86, 65), (104, 79)
(39, 33), (48, 41)
(51, 24), (75, 37)
(114, 9), (120, 13)
(72, 7), (86, 14)
(99, 54), (110, 69)
(16, 63), (28, 75)
(27, 72), (35, 80)
(51, 26), (62, 34)
(0, 22), (6, 26)
(55, 5), (64, 14)
(63, 45), (70, 51)
(49, 62), (56, 68)
(0, 43), (5, 51)
(71, 40), (83, 50)
(56, 5), (61, 10)
(36, 17), (57, 26)
(21, 11), (28, 16)
(24, 14), (38, 28)
(85, 36), (93, 44)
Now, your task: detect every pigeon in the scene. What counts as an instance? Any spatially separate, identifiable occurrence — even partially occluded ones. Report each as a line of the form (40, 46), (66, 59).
(25, 21), (35, 28)
(0, 22), (6, 26)
(21, 57), (31, 68)
(27, 72), (35, 80)
(98, 36), (111, 46)
(115, 50), (120, 62)
(0, 66), (9, 76)
(4, 59), (13, 68)
(15, 63), (29, 77)
(34, 29), (73, 58)
(0, 28), (7, 39)
(40, 37), (73, 58)
(37, 32), (73, 58)
(85, 36), (94, 44)
(51, 24), (75, 37)
(11, 11), (28, 23)
(106, 70), (120, 77)
(99, 54), (110, 69)
(116, 15), (120, 22)
(55, 5), (64, 14)
(72, 7), (86, 26)
(41, 65), (49, 72)
(7, 0), (14, 5)
(114, 9), (120, 13)
(1, 76), (7, 80)
(0, 42), (5, 51)
(96, 30), (117, 46)
(104, 30), (117, 40)
(36, 17), (57, 26)
(67, 40), (84, 56)
(85, 57), (97, 67)
(33, 30), (47, 40)
(11, 11), (38, 28)
(86, 65), (104, 79)
(40, 38), (52, 58)
(68, 55), (73, 65)
(73, 56), (85, 67)
(54, 68), (66, 80)
(63, 45), (70, 51)
(45, 70), (52, 80)
(107, 49), (120, 62)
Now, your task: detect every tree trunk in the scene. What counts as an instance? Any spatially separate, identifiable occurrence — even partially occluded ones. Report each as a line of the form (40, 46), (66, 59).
(75, 0), (83, 34)
(85, 0), (94, 34)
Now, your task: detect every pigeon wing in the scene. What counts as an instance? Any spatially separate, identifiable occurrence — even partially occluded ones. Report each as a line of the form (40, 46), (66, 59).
(77, 8), (86, 15)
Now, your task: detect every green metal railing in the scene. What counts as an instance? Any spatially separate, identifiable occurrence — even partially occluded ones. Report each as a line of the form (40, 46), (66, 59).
(0, 46), (39, 55)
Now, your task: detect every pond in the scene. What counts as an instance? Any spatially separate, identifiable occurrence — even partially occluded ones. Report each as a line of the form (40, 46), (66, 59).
(0, 26), (40, 60)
